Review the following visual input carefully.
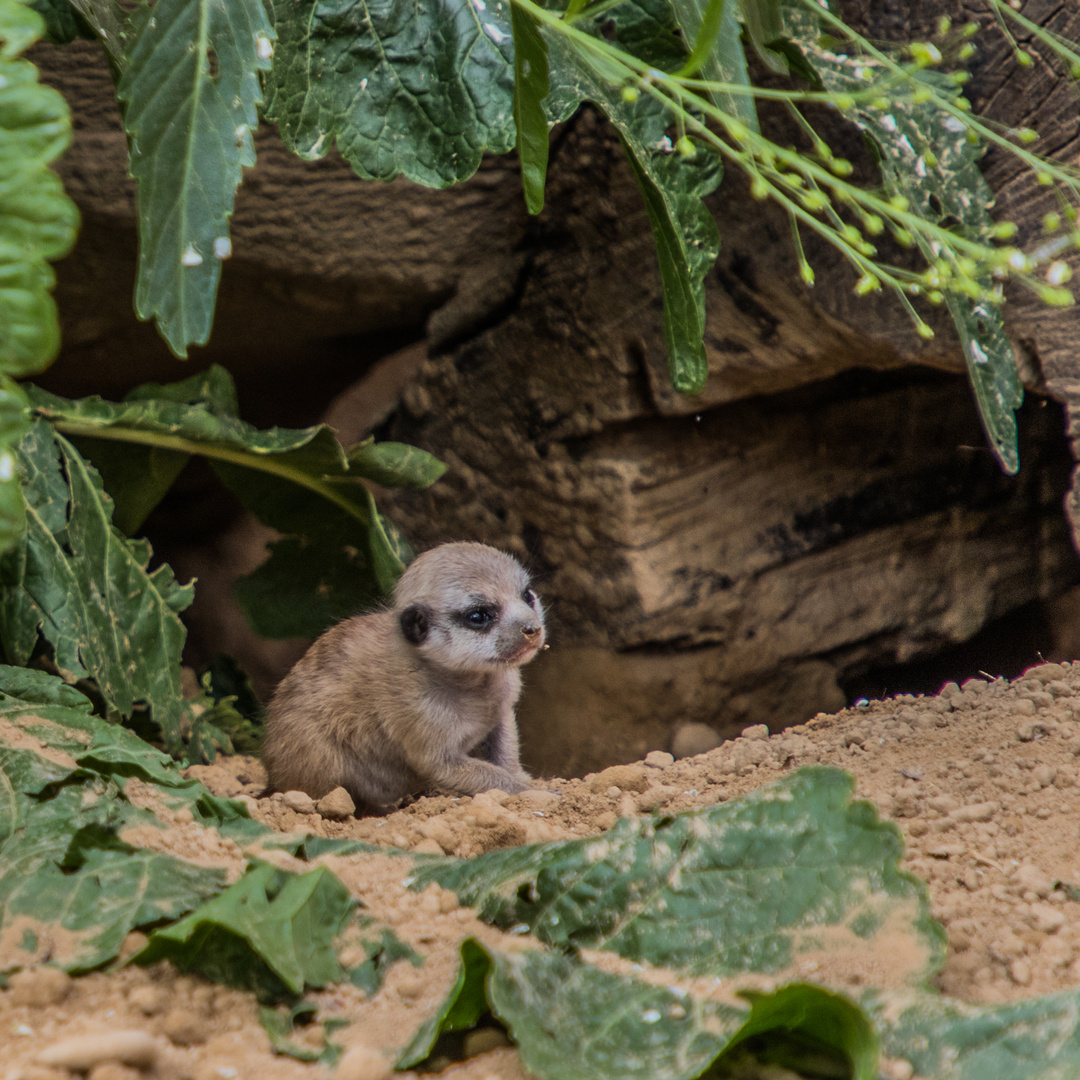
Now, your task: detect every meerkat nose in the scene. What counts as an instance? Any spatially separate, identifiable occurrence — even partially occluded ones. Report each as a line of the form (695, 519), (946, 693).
(522, 624), (541, 638)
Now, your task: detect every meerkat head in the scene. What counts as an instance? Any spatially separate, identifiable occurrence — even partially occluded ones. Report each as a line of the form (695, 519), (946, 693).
(394, 542), (546, 673)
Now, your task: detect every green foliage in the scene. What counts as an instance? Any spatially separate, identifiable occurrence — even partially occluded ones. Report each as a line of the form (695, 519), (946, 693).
(13, 706), (1080, 1080)
(794, 28), (1024, 472)
(871, 989), (1080, 1079)
(512, 6), (551, 215)
(347, 925), (423, 997)
(411, 766), (945, 980)
(263, 0), (515, 187)
(540, 0), (723, 393)
(0, 0), (78, 378)
(671, 0), (757, 134)
(135, 860), (354, 1001)
(0, 420), (193, 757)
(28, 368), (443, 640)
(258, 1001), (347, 1064)
(0, 0), (77, 559)
(0, 666), (255, 972)
(116, 0), (275, 357)
(30, 0), (92, 44)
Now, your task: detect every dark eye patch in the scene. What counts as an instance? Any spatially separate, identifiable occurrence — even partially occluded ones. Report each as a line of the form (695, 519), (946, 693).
(458, 604), (498, 632)
(522, 588), (536, 606)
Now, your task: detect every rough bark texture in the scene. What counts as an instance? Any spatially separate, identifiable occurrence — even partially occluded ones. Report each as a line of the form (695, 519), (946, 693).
(27, 11), (1080, 775)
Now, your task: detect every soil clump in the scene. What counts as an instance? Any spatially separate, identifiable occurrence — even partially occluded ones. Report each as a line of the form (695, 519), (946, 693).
(6, 661), (1080, 1078)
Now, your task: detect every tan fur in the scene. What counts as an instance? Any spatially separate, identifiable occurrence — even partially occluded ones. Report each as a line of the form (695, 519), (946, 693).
(261, 542), (545, 811)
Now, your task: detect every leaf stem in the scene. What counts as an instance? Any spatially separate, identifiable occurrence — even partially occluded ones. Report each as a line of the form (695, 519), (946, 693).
(48, 420), (378, 531)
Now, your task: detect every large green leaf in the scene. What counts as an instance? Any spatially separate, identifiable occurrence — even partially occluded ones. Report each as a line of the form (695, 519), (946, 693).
(0, 0), (78, 558)
(27, 369), (442, 638)
(0, 0), (79, 378)
(0, 420), (194, 755)
(403, 936), (876, 1080)
(541, 0), (723, 394)
(116, 0), (275, 356)
(0, 669), (245, 972)
(792, 21), (1023, 474)
(265, 0), (719, 393)
(412, 767), (945, 982)
(264, 0), (516, 187)
(135, 861), (354, 1001)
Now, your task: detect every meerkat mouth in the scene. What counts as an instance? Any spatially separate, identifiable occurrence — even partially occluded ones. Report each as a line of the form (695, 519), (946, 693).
(501, 641), (544, 664)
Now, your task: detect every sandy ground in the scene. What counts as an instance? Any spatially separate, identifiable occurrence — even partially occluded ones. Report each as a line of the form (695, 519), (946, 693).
(6, 659), (1080, 1079)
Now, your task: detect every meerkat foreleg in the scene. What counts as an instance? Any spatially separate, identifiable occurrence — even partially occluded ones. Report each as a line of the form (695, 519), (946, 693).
(473, 714), (529, 776)
(405, 723), (530, 796)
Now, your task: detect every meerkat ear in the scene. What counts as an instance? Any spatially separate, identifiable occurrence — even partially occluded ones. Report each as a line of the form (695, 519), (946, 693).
(399, 604), (431, 645)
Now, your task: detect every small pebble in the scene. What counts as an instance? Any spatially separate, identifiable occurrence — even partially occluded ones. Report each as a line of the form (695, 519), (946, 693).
(317, 786), (357, 820)
(1015, 863), (1054, 898)
(1008, 958), (1032, 986)
(9, 966), (71, 1007)
(36, 1031), (159, 1071)
(336, 1044), (393, 1080)
(741, 724), (769, 741)
(127, 985), (168, 1017)
(671, 722), (722, 759)
(589, 764), (649, 794)
(163, 1007), (208, 1046)
(513, 788), (561, 809)
(87, 1065), (144, 1080)
(281, 790), (317, 814)
(644, 750), (674, 769)
(1029, 902), (1066, 934)
(463, 1027), (512, 1057)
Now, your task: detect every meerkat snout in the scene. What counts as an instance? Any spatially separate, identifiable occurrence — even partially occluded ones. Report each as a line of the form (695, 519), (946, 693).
(261, 541), (546, 812)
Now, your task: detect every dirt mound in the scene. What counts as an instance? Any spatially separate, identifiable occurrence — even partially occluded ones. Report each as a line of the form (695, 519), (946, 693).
(6, 660), (1080, 1078)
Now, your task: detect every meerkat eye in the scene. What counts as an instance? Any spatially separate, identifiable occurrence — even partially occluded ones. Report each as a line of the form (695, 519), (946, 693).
(463, 606), (496, 630)
(522, 588), (536, 606)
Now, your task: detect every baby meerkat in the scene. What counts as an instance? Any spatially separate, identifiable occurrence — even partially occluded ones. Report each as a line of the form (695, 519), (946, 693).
(261, 541), (546, 812)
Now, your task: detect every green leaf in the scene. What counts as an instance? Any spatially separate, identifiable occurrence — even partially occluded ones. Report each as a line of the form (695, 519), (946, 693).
(414, 767), (945, 983)
(264, 0), (515, 188)
(0, 0), (79, 376)
(0, 421), (194, 756)
(0, 788), (226, 973)
(541, 0), (722, 395)
(0, 665), (280, 972)
(792, 27), (1023, 474)
(407, 937), (874, 1080)
(871, 988), (1080, 1080)
(0, 379), (30, 554)
(732, 983), (877, 1080)
(672, 0), (759, 135)
(398, 938), (492, 1067)
(67, 366), (239, 535)
(30, 0), (93, 44)
(488, 946), (745, 1080)
(134, 861), (355, 1002)
(0, 671), (241, 972)
(116, 0), (275, 357)
(735, 0), (785, 73)
(259, 1001), (346, 1065)
(512, 5), (551, 215)
(624, 144), (714, 393)
(346, 440), (448, 490)
(346, 926), (422, 998)
(27, 370), (439, 638)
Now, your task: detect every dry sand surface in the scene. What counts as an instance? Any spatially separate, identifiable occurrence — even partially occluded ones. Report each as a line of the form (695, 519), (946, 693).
(6, 660), (1080, 1079)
